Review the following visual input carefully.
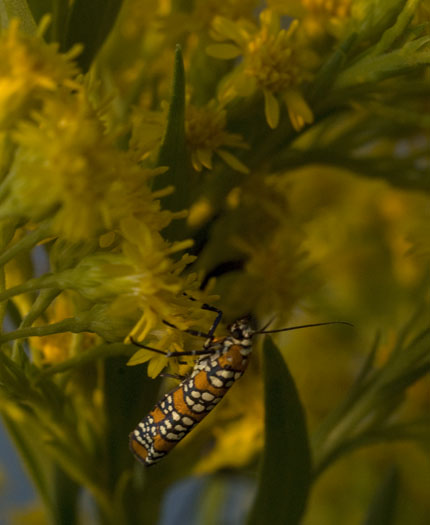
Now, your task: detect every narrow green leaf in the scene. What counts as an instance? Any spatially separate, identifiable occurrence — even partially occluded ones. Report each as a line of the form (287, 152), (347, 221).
(157, 45), (186, 167)
(198, 476), (227, 525)
(45, 439), (111, 517)
(335, 35), (430, 89)
(363, 467), (399, 525)
(1, 413), (54, 513)
(6, 298), (22, 328)
(41, 342), (133, 376)
(371, 0), (422, 56)
(311, 332), (380, 455)
(51, 466), (80, 525)
(50, 0), (69, 45)
(247, 337), (312, 525)
(0, 0), (37, 33)
(155, 45), (190, 213)
(310, 33), (357, 102)
(62, 0), (123, 72)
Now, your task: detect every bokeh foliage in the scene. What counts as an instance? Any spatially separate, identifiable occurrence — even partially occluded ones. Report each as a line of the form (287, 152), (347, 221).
(0, 0), (429, 524)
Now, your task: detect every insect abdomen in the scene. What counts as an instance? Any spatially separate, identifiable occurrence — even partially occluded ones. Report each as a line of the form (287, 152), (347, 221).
(129, 344), (249, 466)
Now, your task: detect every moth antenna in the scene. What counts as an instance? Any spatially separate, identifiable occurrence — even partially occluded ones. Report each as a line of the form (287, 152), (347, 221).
(259, 315), (277, 332)
(256, 321), (353, 335)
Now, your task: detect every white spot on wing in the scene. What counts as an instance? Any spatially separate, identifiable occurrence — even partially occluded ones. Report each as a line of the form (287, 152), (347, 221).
(217, 370), (234, 379)
(210, 376), (223, 388)
(202, 392), (215, 401)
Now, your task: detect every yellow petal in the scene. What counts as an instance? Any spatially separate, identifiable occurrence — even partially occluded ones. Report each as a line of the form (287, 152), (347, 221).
(212, 16), (245, 46)
(259, 9), (280, 35)
(188, 198), (213, 228)
(233, 70), (256, 96)
(217, 149), (249, 174)
(147, 356), (167, 378)
(264, 90), (280, 129)
(127, 348), (154, 366)
(196, 148), (213, 170)
(191, 151), (203, 171)
(128, 308), (158, 341)
(206, 43), (242, 59)
(284, 89), (313, 131)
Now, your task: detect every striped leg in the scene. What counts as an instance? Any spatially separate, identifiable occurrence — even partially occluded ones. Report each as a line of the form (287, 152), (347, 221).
(162, 300), (223, 341)
(130, 338), (216, 358)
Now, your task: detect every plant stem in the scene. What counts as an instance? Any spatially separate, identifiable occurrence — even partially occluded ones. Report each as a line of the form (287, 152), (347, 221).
(19, 289), (61, 328)
(41, 342), (134, 376)
(0, 220), (52, 267)
(312, 384), (382, 479)
(0, 317), (90, 343)
(0, 273), (60, 303)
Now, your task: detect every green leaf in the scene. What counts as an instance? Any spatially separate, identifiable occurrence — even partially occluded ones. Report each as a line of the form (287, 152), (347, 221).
(311, 332), (380, 456)
(351, 0), (408, 49)
(247, 337), (312, 525)
(41, 342), (133, 377)
(335, 35), (430, 89)
(51, 466), (80, 525)
(310, 33), (357, 103)
(1, 412), (55, 517)
(155, 46), (190, 213)
(62, 0), (123, 72)
(371, 0), (422, 56)
(0, 0), (37, 33)
(157, 45), (186, 170)
(103, 356), (162, 522)
(363, 467), (399, 525)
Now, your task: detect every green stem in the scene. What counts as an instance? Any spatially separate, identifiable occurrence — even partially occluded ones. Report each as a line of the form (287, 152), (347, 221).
(312, 385), (382, 479)
(41, 342), (134, 376)
(0, 317), (90, 343)
(1, 414), (55, 517)
(0, 220), (52, 267)
(51, 466), (80, 525)
(0, 219), (17, 324)
(13, 289), (62, 363)
(371, 0), (422, 56)
(0, 264), (5, 327)
(19, 289), (61, 328)
(51, 0), (70, 46)
(0, 273), (60, 303)
(46, 441), (113, 521)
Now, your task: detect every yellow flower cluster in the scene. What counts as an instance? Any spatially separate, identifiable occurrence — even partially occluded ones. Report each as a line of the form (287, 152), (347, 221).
(0, 20), (212, 368)
(208, 10), (317, 129)
(3, 91), (165, 240)
(186, 100), (249, 173)
(270, 0), (352, 40)
(0, 20), (80, 130)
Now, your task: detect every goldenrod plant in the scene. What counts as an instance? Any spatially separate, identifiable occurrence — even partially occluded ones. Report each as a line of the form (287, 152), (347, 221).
(0, 0), (429, 523)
